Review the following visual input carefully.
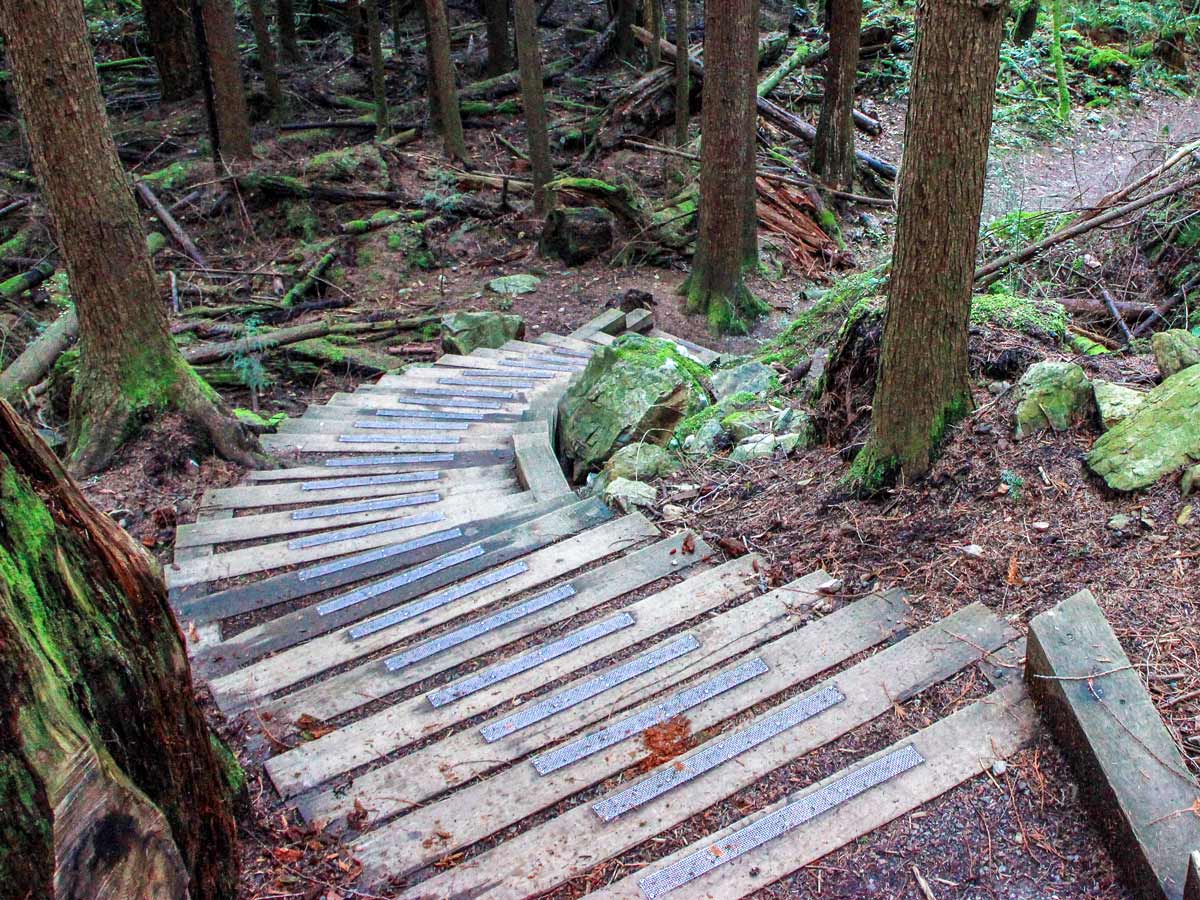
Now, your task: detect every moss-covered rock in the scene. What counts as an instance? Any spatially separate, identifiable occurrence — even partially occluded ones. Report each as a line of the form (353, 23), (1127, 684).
(1092, 381), (1145, 431)
(1151, 329), (1200, 379)
(1086, 366), (1200, 491)
(711, 360), (778, 401)
(970, 290), (1067, 342)
(1012, 361), (1093, 438)
(721, 409), (777, 442)
(305, 143), (389, 189)
(729, 431), (803, 463)
(559, 334), (712, 477)
(440, 311), (525, 355)
(540, 206), (615, 265)
(602, 442), (679, 482)
(601, 476), (657, 511)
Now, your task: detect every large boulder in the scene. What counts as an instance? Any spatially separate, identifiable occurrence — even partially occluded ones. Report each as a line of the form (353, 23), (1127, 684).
(1092, 381), (1146, 431)
(540, 207), (615, 265)
(1151, 329), (1200, 379)
(1086, 365), (1200, 491)
(558, 334), (712, 477)
(711, 360), (778, 402)
(1012, 361), (1093, 438)
(440, 311), (524, 355)
(602, 477), (657, 511)
(602, 442), (679, 482)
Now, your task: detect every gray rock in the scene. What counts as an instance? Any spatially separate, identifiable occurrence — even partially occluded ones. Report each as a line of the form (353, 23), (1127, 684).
(683, 418), (725, 456)
(602, 477), (657, 511)
(602, 442), (679, 482)
(540, 207), (615, 265)
(1012, 361), (1093, 438)
(441, 310), (524, 355)
(711, 360), (778, 401)
(1092, 381), (1146, 431)
(729, 431), (801, 463)
(1151, 329), (1200, 379)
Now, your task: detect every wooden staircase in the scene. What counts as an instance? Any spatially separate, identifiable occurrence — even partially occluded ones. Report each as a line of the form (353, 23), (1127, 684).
(168, 311), (1034, 899)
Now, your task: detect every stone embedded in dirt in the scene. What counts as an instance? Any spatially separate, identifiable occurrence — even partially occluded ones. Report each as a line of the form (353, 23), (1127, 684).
(1151, 329), (1200, 379)
(728, 431), (801, 463)
(558, 334), (712, 478)
(602, 442), (679, 483)
(711, 360), (778, 402)
(1012, 361), (1094, 439)
(1107, 513), (1133, 531)
(440, 311), (525, 355)
(721, 409), (777, 442)
(1092, 381), (1146, 431)
(1183, 465), (1200, 498)
(487, 273), (541, 295)
(958, 544), (985, 559)
(539, 206), (615, 265)
(1086, 365), (1200, 492)
(601, 476), (657, 511)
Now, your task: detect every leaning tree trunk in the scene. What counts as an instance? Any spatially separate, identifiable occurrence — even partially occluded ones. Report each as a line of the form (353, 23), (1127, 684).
(851, 0), (1006, 490)
(248, 0), (284, 123)
(680, 0), (766, 335)
(812, 0), (862, 191)
(142, 0), (202, 100)
(278, 0), (302, 61)
(0, 0), (260, 475)
(483, 0), (513, 75)
(422, 0), (469, 160)
(0, 400), (240, 898)
(514, 0), (553, 213)
(195, 0), (254, 162)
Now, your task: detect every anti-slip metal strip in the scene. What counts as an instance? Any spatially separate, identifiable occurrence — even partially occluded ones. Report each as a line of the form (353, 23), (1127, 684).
(391, 395), (505, 410)
(350, 419), (471, 430)
(501, 357), (577, 372)
(314, 543), (485, 615)
(297, 527), (463, 581)
(480, 634), (701, 744)
(300, 471), (442, 491)
(291, 492), (441, 520)
(324, 453), (456, 467)
(348, 561), (529, 640)
(532, 658), (770, 776)
(373, 408), (486, 420)
(384, 582), (578, 673)
(287, 511), (444, 551)
(337, 434), (462, 445)
(405, 386), (517, 400)
(426, 612), (634, 708)
(592, 685), (846, 823)
(526, 354), (586, 368)
(465, 366), (556, 379)
(637, 744), (926, 899)
(438, 376), (538, 389)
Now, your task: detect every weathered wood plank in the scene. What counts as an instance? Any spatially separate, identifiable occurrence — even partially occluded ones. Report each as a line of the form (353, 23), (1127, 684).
(1185, 853), (1200, 900)
(268, 552), (755, 803)
(208, 513), (661, 711)
(259, 431), (506, 454)
(569, 308), (626, 340)
(338, 585), (908, 873)
(588, 682), (1036, 900)
(392, 602), (1016, 898)
(273, 416), (512, 436)
(531, 333), (596, 354)
(1027, 590), (1200, 900)
(513, 431), (571, 501)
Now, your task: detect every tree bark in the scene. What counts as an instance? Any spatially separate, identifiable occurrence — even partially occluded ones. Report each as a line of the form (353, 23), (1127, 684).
(513, 0), (553, 214)
(278, 0), (302, 61)
(483, 0), (513, 75)
(248, 0), (285, 124)
(0, 399), (240, 898)
(812, 0), (861, 191)
(1013, 0), (1040, 41)
(614, 0), (639, 59)
(195, 0), (254, 162)
(679, 0), (765, 334)
(853, 0), (1007, 489)
(422, 0), (469, 160)
(142, 0), (202, 100)
(0, 0), (260, 475)
(347, 0), (371, 57)
(365, 0), (390, 135)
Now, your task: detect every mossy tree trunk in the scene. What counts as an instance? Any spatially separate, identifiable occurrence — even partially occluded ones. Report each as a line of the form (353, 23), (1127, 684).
(1013, 0), (1040, 42)
(278, 0), (302, 61)
(0, 0), (261, 475)
(365, 0), (390, 135)
(680, 0), (766, 335)
(851, 0), (1006, 490)
(645, 0), (664, 68)
(422, 0), (469, 160)
(142, 0), (202, 101)
(0, 400), (240, 898)
(812, 0), (862, 191)
(669, 0), (689, 181)
(1049, 0), (1069, 121)
(514, 0), (554, 214)
(483, 0), (513, 75)
(248, 0), (285, 124)
(196, 0), (254, 162)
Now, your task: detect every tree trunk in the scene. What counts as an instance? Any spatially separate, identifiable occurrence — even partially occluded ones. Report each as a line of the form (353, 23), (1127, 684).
(669, 0), (689, 180)
(422, 0), (469, 160)
(365, 0), (390, 135)
(195, 0), (254, 162)
(0, 399), (240, 898)
(278, 0), (302, 61)
(1013, 0), (1039, 41)
(679, 0), (765, 335)
(645, 0), (663, 68)
(812, 0), (861, 191)
(142, 0), (202, 100)
(483, 0), (513, 75)
(514, 0), (553, 214)
(614, 0), (638, 59)
(248, 0), (285, 124)
(0, 0), (260, 475)
(852, 0), (1006, 489)
(347, 0), (371, 57)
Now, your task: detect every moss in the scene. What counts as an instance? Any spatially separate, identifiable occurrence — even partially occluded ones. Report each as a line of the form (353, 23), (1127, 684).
(759, 268), (887, 368)
(141, 159), (197, 191)
(208, 734), (246, 795)
(970, 290), (1067, 341)
(356, 245), (378, 267)
(283, 201), (319, 242)
(1087, 47), (1133, 71)
(928, 392), (971, 449)
(845, 443), (899, 496)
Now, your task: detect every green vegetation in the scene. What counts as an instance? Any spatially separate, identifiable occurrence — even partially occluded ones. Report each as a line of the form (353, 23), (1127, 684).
(759, 268), (888, 369)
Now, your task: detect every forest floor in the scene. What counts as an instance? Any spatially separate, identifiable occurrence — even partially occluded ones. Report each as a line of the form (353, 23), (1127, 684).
(1, 10), (1198, 898)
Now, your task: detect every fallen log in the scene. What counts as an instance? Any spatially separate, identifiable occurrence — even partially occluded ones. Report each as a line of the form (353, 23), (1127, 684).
(0, 259), (55, 300)
(568, 19), (618, 74)
(235, 173), (402, 204)
(182, 315), (437, 365)
(134, 180), (208, 267)
(0, 306), (77, 404)
(281, 248), (338, 307)
(757, 40), (826, 99)
(1132, 270), (1200, 339)
(460, 56), (571, 100)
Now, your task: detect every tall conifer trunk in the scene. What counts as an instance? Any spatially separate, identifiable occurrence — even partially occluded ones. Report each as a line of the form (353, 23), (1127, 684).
(366, 0), (390, 135)
(248, 0), (285, 123)
(680, 0), (766, 334)
(142, 0), (202, 100)
(278, 0), (302, 61)
(0, 0), (260, 474)
(514, 0), (553, 213)
(852, 0), (1007, 489)
(483, 0), (513, 75)
(422, 0), (469, 159)
(812, 0), (861, 190)
(195, 0), (254, 162)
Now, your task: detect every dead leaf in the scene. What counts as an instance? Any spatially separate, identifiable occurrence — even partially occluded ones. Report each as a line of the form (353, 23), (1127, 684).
(273, 847), (303, 863)
(1006, 554), (1023, 586)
